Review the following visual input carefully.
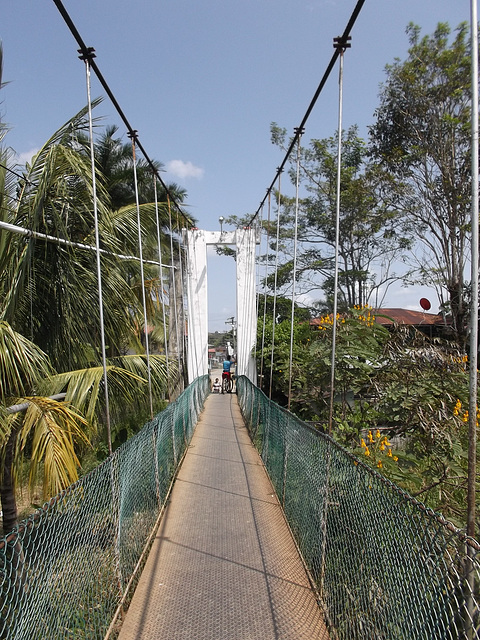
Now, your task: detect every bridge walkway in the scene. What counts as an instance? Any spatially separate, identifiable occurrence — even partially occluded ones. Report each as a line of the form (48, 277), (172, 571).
(117, 389), (329, 639)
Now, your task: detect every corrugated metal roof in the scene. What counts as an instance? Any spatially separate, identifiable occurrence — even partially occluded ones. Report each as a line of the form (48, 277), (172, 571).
(309, 308), (449, 328)
(372, 308), (447, 326)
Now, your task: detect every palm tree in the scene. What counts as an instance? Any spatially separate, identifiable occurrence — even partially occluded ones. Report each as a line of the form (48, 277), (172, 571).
(0, 104), (184, 533)
(0, 321), (89, 534)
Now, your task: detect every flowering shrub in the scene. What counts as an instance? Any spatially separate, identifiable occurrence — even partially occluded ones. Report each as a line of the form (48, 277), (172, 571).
(360, 429), (399, 469)
(257, 305), (474, 526)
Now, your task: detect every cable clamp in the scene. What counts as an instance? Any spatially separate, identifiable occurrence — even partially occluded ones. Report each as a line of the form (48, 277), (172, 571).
(333, 36), (352, 51)
(78, 47), (96, 61)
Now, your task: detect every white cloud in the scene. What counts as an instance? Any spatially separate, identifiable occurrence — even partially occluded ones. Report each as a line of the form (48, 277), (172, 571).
(15, 148), (39, 166)
(166, 159), (204, 180)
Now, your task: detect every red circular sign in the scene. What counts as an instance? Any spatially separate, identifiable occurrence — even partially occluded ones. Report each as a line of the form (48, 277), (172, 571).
(420, 298), (431, 311)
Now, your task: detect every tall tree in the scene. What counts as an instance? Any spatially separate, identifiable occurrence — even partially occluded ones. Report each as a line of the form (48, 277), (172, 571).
(369, 22), (473, 344)
(269, 124), (409, 311)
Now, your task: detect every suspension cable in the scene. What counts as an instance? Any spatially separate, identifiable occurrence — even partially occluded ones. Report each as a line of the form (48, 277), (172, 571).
(287, 128), (304, 412)
(254, 205), (264, 368)
(269, 171), (282, 400)
(259, 195), (271, 390)
(0, 162), (34, 185)
(51, 0), (192, 230)
(129, 131), (154, 419)
(175, 207), (189, 382)
(247, 0), (365, 227)
(0, 218), (172, 268)
(328, 43), (349, 434)
(167, 196), (182, 380)
(81, 51), (112, 454)
(153, 176), (170, 394)
(467, 0), (479, 542)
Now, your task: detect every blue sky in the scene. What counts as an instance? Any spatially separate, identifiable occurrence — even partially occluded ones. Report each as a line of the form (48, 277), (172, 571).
(1, 0), (471, 330)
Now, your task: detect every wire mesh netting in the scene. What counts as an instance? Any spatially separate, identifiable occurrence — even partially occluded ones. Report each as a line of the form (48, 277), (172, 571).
(237, 375), (480, 640)
(0, 375), (210, 640)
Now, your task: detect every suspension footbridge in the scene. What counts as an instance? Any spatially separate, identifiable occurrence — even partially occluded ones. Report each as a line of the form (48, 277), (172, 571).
(116, 389), (328, 640)
(1, 374), (479, 639)
(1, 0), (479, 638)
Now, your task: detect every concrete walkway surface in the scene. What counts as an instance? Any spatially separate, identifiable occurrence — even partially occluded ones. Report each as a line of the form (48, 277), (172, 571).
(117, 391), (330, 639)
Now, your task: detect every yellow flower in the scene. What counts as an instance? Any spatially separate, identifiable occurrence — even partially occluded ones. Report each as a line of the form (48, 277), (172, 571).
(364, 447), (370, 457)
(375, 429), (381, 439)
(393, 456), (398, 462)
(453, 399), (462, 416)
(360, 438), (366, 448)
(380, 443), (385, 451)
(377, 460), (383, 468)
(368, 430), (374, 444)
(387, 449), (393, 458)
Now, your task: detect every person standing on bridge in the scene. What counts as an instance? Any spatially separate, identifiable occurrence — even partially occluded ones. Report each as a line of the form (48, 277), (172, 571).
(222, 355), (232, 393)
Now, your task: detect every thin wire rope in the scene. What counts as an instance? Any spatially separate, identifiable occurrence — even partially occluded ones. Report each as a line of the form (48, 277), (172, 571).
(52, 0), (192, 229)
(247, 0), (365, 226)
(269, 172), (282, 400)
(0, 162), (34, 184)
(175, 208), (189, 380)
(259, 194), (272, 390)
(328, 49), (345, 434)
(0, 219), (172, 267)
(467, 0), (479, 541)
(83, 55), (112, 454)
(129, 134), (154, 419)
(254, 206), (264, 366)
(153, 177), (170, 392)
(287, 129), (303, 412)
(248, 230), (257, 374)
(167, 196), (182, 377)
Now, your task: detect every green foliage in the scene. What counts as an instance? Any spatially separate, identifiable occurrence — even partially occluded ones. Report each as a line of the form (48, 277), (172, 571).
(0, 100), (183, 530)
(370, 21), (473, 344)
(258, 306), (475, 526)
(269, 123), (410, 309)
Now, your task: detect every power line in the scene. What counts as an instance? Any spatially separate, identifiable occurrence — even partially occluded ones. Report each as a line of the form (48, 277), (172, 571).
(0, 161), (32, 184)
(247, 0), (365, 227)
(51, 0), (193, 230)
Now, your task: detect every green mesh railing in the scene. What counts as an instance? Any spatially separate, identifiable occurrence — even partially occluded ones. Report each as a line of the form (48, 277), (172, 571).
(0, 375), (210, 640)
(237, 375), (480, 640)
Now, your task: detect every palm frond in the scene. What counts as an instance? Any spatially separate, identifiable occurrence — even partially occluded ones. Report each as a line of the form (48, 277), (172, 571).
(44, 365), (142, 423)
(44, 354), (172, 421)
(14, 396), (89, 497)
(0, 321), (53, 401)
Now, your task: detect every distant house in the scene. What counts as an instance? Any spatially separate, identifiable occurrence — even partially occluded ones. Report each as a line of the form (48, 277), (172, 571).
(372, 308), (450, 339)
(310, 308), (451, 339)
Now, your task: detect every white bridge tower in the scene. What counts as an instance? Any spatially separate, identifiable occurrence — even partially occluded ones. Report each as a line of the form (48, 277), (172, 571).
(183, 227), (258, 384)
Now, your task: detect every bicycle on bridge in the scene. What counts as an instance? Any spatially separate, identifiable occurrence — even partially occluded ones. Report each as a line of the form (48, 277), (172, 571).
(222, 356), (234, 393)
